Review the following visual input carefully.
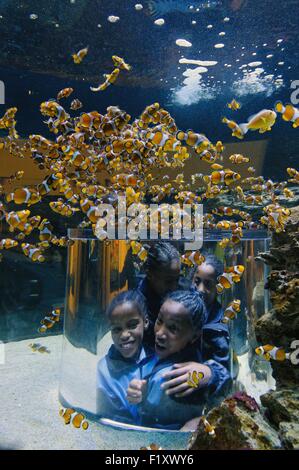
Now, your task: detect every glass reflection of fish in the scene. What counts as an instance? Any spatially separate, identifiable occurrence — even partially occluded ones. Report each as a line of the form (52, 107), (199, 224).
(147, 0), (223, 19)
(187, 370), (204, 388)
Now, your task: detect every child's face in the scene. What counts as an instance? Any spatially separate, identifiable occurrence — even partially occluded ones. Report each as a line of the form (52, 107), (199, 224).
(154, 300), (198, 359)
(193, 263), (217, 307)
(110, 302), (147, 359)
(147, 259), (181, 297)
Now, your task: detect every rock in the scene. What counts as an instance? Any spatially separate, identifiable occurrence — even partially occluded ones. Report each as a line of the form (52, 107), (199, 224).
(260, 389), (299, 425)
(188, 395), (281, 450)
(255, 206), (299, 388)
(279, 422), (299, 450)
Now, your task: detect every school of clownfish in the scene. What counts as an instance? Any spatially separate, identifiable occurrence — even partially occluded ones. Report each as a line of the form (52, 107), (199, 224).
(0, 53), (298, 380)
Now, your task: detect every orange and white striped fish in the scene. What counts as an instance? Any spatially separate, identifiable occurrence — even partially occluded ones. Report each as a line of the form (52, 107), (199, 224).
(255, 345), (290, 362)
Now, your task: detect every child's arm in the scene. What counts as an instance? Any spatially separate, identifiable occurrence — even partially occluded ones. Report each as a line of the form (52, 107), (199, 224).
(126, 379), (147, 404)
(161, 360), (231, 401)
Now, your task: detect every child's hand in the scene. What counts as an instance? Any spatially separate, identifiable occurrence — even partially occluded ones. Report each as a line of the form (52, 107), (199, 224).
(126, 379), (147, 404)
(161, 362), (212, 398)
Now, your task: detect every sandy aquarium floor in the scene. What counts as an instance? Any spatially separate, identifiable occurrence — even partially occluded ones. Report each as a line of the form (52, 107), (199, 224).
(0, 335), (190, 450)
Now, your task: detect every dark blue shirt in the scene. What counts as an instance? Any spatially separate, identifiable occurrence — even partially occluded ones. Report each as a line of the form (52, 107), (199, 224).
(137, 277), (232, 402)
(97, 345), (157, 425)
(140, 345), (207, 430)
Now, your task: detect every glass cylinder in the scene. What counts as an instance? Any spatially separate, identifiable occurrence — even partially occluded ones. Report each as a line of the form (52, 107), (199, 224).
(59, 229), (272, 428)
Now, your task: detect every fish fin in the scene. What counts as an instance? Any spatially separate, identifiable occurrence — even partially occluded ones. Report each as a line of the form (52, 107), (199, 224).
(274, 101), (284, 113)
(238, 123), (248, 135)
(187, 380), (195, 388)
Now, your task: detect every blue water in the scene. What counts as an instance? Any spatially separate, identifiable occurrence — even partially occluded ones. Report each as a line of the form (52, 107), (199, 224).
(0, 0), (298, 181)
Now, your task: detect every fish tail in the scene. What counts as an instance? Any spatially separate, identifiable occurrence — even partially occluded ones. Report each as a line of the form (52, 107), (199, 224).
(239, 123), (248, 135)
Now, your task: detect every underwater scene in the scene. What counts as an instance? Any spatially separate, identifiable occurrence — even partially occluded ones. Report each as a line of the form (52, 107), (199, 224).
(0, 0), (298, 452)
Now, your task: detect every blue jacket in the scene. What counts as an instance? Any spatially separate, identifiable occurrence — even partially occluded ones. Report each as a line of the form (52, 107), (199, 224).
(96, 345), (157, 425)
(137, 278), (232, 403)
(140, 345), (208, 430)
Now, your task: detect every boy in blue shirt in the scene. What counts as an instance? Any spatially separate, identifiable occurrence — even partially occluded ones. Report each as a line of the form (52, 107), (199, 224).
(127, 290), (217, 430)
(96, 290), (157, 425)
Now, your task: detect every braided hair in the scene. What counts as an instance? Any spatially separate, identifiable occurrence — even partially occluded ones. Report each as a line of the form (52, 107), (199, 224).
(144, 241), (180, 273)
(188, 252), (224, 281)
(163, 290), (207, 331)
(106, 290), (148, 320)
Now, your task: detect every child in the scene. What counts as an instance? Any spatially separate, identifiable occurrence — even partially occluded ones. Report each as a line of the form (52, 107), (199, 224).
(96, 290), (157, 425)
(191, 254), (230, 371)
(137, 241), (182, 343)
(127, 290), (212, 430)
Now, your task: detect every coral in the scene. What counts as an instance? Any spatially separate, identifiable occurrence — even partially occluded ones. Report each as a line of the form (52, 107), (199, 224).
(188, 395), (281, 450)
(232, 392), (259, 412)
(260, 389), (299, 426)
(279, 422), (299, 450)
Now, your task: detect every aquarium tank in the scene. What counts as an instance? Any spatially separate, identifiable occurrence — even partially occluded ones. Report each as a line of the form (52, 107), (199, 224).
(0, 0), (298, 451)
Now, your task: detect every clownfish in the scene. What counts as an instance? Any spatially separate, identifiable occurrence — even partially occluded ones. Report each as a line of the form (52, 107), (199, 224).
(0, 238), (18, 250)
(255, 345), (290, 362)
(72, 46), (89, 64)
(57, 87), (73, 101)
(112, 55), (131, 71)
(187, 370), (204, 389)
(112, 173), (139, 187)
(59, 408), (89, 430)
(176, 130), (210, 153)
(29, 343), (50, 354)
(218, 237), (231, 249)
(90, 68), (120, 92)
(275, 101), (299, 128)
(6, 188), (41, 206)
(181, 251), (205, 267)
(204, 170), (241, 186)
(39, 219), (53, 242)
(287, 167), (299, 183)
(217, 265), (245, 293)
(227, 99), (241, 111)
(21, 243), (45, 263)
(222, 300), (241, 323)
(200, 417), (216, 438)
(70, 99), (83, 110)
(6, 210), (30, 229)
(130, 241), (148, 262)
(229, 154), (249, 164)
(222, 117), (245, 139)
(140, 444), (163, 451)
